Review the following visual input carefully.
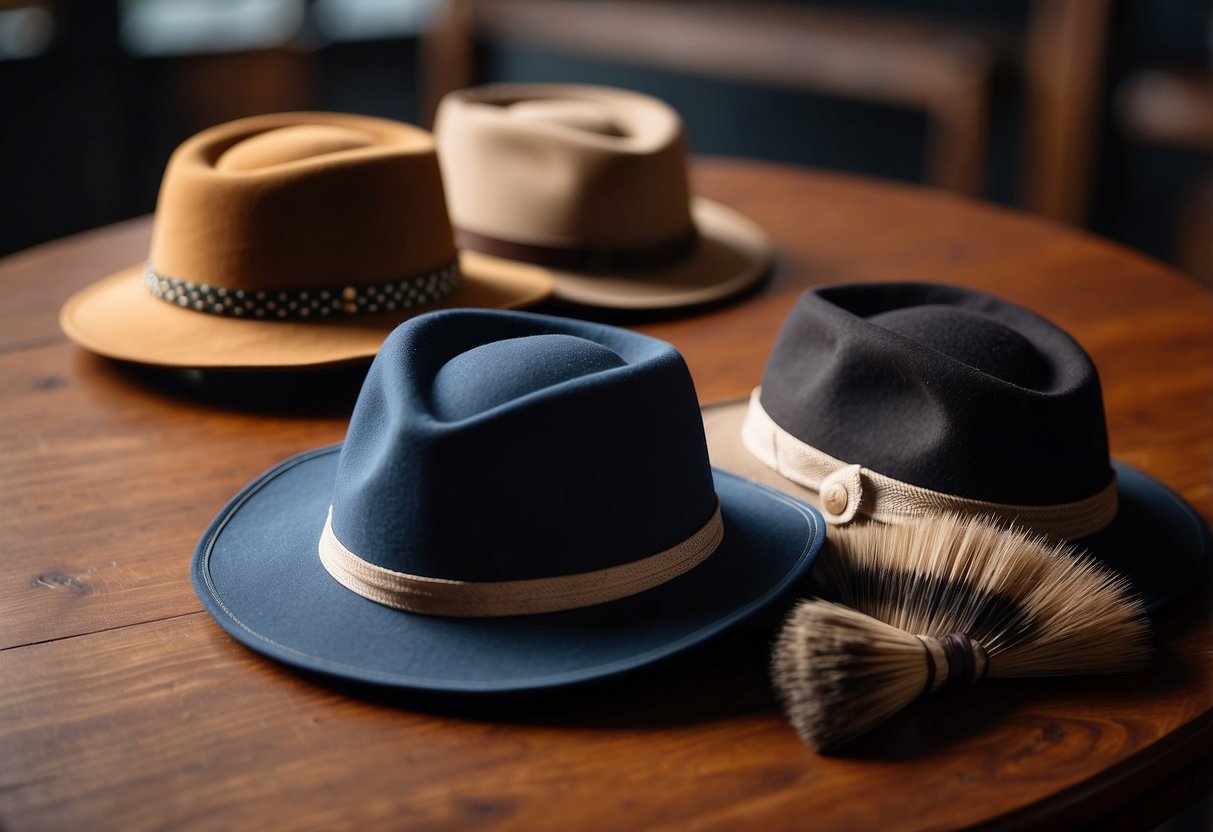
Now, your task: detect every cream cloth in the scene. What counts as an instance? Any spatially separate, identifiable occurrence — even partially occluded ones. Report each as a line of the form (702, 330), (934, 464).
(741, 389), (1118, 539)
(318, 502), (724, 617)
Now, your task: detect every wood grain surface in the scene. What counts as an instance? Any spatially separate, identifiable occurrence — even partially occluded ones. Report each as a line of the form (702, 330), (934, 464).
(1, 160), (1210, 831)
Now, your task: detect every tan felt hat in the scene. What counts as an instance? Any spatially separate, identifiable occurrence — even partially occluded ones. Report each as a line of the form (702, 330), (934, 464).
(60, 112), (554, 370)
(434, 84), (773, 310)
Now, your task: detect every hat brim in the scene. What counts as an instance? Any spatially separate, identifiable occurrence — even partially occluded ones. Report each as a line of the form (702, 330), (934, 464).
(191, 445), (824, 692)
(58, 252), (553, 370)
(702, 399), (1211, 612)
(467, 197), (772, 311)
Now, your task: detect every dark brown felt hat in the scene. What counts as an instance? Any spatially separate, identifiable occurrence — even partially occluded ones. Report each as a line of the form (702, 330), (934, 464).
(60, 112), (553, 370)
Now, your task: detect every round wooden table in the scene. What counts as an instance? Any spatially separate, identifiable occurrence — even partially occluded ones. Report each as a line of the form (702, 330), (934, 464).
(2, 160), (1210, 831)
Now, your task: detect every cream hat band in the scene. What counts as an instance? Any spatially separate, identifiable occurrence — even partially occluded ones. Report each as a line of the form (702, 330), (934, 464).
(319, 502), (725, 618)
(741, 389), (1119, 539)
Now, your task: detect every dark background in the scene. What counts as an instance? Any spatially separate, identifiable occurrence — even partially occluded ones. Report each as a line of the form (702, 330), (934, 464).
(0, 2), (1209, 829)
(1, 0), (1210, 278)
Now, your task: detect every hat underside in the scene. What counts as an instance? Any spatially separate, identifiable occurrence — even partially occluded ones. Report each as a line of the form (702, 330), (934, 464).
(193, 446), (823, 691)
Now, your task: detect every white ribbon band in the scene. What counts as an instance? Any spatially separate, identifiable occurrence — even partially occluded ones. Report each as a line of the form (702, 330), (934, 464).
(740, 388), (1118, 539)
(318, 502), (724, 617)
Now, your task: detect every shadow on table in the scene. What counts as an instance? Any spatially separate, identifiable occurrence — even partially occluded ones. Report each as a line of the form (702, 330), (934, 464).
(82, 353), (370, 418)
(251, 587), (1208, 756)
(279, 601), (794, 731)
(259, 585), (1210, 756)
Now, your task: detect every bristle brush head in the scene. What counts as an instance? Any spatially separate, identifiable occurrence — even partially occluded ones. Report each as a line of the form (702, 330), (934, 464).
(772, 600), (930, 752)
(772, 514), (1152, 752)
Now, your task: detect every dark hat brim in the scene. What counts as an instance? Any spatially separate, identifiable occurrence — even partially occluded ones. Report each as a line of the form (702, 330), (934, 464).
(1078, 462), (1212, 610)
(702, 399), (1211, 612)
(192, 445), (824, 691)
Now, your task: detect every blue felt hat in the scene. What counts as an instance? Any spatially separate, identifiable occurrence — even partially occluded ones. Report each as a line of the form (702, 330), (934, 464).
(192, 309), (825, 691)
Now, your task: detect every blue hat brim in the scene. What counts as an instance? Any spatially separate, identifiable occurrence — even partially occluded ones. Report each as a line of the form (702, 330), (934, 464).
(192, 445), (824, 692)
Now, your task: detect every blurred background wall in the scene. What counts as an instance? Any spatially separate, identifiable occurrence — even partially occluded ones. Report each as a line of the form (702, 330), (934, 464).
(1, 0), (1211, 284)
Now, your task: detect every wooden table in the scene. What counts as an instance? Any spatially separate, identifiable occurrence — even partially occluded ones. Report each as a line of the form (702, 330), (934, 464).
(2, 160), (1210, 831)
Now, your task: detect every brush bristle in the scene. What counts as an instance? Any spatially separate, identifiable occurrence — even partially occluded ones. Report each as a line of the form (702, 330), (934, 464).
(773, 600), (928, 751)
(773, 514), (1151, 751)
(813, 514), (1151, 676)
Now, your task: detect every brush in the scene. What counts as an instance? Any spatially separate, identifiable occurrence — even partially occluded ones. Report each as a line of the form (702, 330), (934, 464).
(771, 513), (1151, 752)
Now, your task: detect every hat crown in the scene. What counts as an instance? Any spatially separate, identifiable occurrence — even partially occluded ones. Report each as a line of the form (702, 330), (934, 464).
(505, 99), (627, 136)
(760, 283), (1112, 505)
(870, 305), (1049, 389)
(214, 124), (377, 171)
(330, 310), (719, 583)
(431, 334), (626, 421)
(148, 112), (456, 291)
(435, 84), (694, 248)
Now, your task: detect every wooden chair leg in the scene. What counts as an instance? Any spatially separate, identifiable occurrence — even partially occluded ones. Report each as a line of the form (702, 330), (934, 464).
(1176, 175), (1213, 288)
(1024, 0), (1111, 223)
(420, 0), (475, 128)
(925, 75), (989, 195)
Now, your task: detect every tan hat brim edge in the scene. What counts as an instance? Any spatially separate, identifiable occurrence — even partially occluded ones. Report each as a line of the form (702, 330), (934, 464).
(470, 197), (774, 311)
(59, 253), (553, 371)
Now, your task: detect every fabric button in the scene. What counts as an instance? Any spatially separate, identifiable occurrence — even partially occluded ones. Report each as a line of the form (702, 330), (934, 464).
(823, 484), (849, 515)
(819, 464), (864, 525)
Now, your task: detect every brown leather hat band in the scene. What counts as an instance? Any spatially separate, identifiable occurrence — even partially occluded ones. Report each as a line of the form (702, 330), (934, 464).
(142, 259), (461, 320)
(456, 224), (698, 274)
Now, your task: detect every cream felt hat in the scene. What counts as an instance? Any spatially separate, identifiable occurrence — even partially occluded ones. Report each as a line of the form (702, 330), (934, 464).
(434, 84), (773, 310)
(60, 112), (554, 370)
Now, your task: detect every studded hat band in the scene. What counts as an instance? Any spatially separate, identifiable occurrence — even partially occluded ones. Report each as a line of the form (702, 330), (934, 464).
(741, 388), (1119, 540)
(318, 501), (724, 617)
(142, 260), (461, 320)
